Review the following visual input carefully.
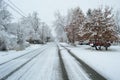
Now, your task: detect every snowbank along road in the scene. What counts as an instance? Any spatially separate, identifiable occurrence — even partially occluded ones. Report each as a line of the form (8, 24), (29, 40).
(0, 43), (107, 80)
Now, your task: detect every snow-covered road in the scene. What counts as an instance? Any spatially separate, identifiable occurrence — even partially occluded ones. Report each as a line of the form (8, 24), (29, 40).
(5, 43), (63, 80)
(0, 42), (107, 80)
(0, 44), (48, 80)
(60, 43), (120, 80)
(58, 45), (106, 80)
(58, 46), (91, 80)
(0, 43), (64, 80)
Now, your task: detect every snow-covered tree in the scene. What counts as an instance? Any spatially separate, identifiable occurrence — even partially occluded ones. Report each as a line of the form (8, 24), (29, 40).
(0, 0), (15, 51)
(84, 6), (118, 43)
(114, 10), (120, 34)
(15, 22), (26, 50)
(31, 12), (40, 39)
(54, 11), (68, 42)
(0, 0), (12, 31)
(53, 6), (118, 45)
(65, 7), (85, 44)
(20, 12), (41, 41)
(19, 12), (53, 44)
(39, 22), (53, 43)
(20, 14), (34, 41)
(54, 8), (85, 44)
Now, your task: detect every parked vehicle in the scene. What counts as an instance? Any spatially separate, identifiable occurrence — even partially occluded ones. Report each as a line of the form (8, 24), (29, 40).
(89, 40), (111, 50)
(79, 41), (89, 45)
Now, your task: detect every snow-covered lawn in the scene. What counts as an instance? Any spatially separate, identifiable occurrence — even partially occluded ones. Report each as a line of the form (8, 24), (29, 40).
(61, 43), (120, 80)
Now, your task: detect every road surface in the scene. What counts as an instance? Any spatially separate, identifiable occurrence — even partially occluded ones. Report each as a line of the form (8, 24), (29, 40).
(0, 43), (106, 80)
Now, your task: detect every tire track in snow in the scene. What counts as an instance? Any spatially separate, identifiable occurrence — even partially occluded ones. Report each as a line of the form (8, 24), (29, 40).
(0, 47), (44, 66)
(61, 45), (107, 80)
(17, 59), (37, 80)
(7, 46), (50, 80)
(0, 46), (48, 80)
(57, 45), (69, 80)
(16, 44), (63, 80)
(58, 45), (90, 80)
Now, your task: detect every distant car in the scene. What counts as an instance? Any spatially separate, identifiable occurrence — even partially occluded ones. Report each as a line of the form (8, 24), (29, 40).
(79, 41), (89, 45)
(27, 39), (44, 44)
(89, 40), (111, 50)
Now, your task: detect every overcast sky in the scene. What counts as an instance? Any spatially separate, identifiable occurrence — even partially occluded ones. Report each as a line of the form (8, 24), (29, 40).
(7, 0), (120, 25)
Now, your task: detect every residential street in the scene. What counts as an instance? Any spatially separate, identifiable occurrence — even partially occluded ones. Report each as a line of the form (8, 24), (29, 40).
(0, 43), (108, 80)
(0, 0), (120, 80)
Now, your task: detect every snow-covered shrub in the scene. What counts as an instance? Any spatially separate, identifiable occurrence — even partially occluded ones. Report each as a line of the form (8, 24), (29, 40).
(0, 37), (7, 51)
(7, 35), (17, 50)
(0, 30), (18, 50)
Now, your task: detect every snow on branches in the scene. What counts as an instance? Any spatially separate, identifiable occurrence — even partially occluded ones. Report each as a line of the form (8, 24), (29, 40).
(54, 6), (119, 44)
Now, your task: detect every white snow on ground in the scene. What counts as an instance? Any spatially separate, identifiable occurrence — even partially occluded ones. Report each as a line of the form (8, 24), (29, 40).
(61, 43), (120, 80)
(59, 46), (91, 80)
(0, 43), (63, 80)
(1, 42), (120, 80)
(0, 44), (42, 64)
(6, 43), (63, 80)
(0, 44), (47, 79)
(14, 43), (61, 80)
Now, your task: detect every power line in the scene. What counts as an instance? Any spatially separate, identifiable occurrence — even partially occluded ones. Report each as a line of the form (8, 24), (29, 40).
(3, 1), (26, 17)
(7, 0), (27, 16)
